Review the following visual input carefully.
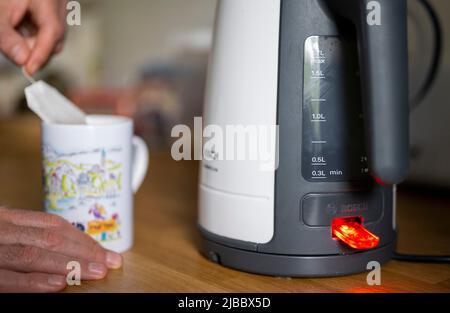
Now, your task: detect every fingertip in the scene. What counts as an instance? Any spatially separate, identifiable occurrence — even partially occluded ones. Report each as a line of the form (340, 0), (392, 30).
(88, 262), (108, 280)
(25, 61), (39, 76)
(25, 26), (60, 75)
(106, 251), (123, 270)
(46, 274), (67, 292)
(26, 273), (66, 293)
(11, 42), (30, 65)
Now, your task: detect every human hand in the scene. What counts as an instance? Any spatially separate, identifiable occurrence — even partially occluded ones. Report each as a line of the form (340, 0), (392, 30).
(0, 207), (123, 292)
(0, 0), (67, 74)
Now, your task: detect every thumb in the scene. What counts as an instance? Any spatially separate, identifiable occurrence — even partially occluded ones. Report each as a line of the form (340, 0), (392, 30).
(0, 26), (31, 65)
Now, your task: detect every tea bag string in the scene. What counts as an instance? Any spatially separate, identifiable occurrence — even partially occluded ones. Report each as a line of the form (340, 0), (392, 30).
(22, 67), (36, 84)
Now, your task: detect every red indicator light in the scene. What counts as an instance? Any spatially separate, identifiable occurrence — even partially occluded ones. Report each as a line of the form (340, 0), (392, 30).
(331, 217), (380, 250)
(372, 175), (388, 186)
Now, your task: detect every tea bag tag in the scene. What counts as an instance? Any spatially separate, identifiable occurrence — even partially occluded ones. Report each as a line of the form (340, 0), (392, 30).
(24, 72), (87, 124)
(22, 67), (36, 84)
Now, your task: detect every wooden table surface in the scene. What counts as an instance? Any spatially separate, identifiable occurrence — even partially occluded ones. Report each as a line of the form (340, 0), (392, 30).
(0, 114), (449, 293)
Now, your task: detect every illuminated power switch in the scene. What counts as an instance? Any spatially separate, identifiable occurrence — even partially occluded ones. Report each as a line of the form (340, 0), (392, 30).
(331, 217), (380, 249)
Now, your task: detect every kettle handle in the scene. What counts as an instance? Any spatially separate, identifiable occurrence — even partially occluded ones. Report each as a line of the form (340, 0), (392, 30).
(324, 0), (409, 185)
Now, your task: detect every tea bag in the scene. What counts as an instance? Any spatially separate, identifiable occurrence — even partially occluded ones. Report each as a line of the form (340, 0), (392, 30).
(24, 69), (86, 124)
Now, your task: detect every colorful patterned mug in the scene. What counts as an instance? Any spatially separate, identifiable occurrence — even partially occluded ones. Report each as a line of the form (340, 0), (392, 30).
(41, 115), (149, 253)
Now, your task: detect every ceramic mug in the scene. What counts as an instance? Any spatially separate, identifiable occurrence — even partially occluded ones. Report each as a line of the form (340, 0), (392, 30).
(41, 115), (149, 253)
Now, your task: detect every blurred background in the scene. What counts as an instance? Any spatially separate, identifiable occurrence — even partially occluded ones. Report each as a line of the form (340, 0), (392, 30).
(0, 0), (449, 188)
(0, 0), (216, 150)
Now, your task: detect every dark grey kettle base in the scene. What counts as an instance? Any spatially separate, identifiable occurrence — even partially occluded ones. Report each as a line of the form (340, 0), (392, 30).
(200, 235), (395, 278)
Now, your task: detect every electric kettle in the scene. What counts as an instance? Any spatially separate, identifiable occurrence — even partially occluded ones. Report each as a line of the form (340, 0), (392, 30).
(199, 0), (409, 276)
